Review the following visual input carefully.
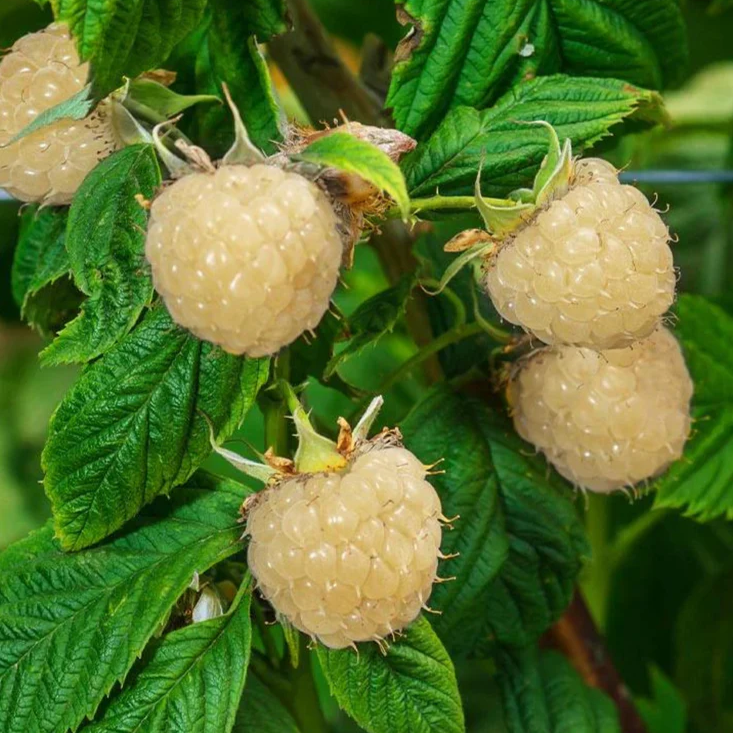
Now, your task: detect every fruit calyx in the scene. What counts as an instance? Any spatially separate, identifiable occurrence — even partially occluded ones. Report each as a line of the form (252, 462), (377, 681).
(210, 386), (393, 486)
(475, 121), (573, 238)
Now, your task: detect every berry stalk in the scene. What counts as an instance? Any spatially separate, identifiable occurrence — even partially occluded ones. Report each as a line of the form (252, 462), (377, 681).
(541, 590), (649, 733)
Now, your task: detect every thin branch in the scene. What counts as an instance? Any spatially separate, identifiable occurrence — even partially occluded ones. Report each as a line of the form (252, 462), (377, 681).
(268, 0), (385, 126)
(541, 590), (649, 733)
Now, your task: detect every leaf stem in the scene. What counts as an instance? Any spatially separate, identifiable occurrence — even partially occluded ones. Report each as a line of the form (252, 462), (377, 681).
(420, 279), (467, 327)
(288, 638), (330, 733)
(385, 194), (511, 219)
(262, 351), (291, 456)
(252, 599), (281, 669)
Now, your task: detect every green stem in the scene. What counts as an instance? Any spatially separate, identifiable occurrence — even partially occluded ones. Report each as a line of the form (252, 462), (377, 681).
(420, 279), (467, 327)
(252, 599), (280, 669)
(288, 638), (329, 733)
(386, 194), (510, 219)
(380, 321), (484, 394)
(471, 288), (514, 344)
(607, 507), (670, 570)
(581, 494), (611, 628)
(262, 351), (291, 456)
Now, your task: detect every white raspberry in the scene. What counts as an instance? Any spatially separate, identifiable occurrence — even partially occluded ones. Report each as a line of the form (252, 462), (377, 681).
(0, 23), (121, 205)
(484, 158), (676, 349)
(146, 164), (343, 357)
(509, 327), (692, 493)
(246, 446), (442, 648)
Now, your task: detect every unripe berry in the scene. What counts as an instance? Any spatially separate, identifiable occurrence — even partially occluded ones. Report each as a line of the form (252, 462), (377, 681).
(484, 158), (676, 349)
(146, 164), (343, 357)
(509, 327), (692, 493)
(245, 446), (443, 648)
(0, 23), (121, 205)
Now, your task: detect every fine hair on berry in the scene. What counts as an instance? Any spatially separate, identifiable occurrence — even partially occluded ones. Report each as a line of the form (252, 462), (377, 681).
(508, 327), (693, 493)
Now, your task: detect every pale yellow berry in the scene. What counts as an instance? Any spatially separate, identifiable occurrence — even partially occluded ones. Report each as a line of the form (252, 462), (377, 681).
(484, 158), (676, 349)
(509, 327), (692, 493)
(246, 446), (443, 648)
(146, 164), (343, 357)
(0, 23), (121, 205)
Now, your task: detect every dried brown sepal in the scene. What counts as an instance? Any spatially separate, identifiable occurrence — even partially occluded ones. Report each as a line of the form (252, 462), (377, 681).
(444, 228), (494, 252)
(336, 416), (353, 454)
(135, 193), (151, 210)
(174, 138), (216, 173)
(141, 69), (178, 87)
(263, 447), (296, 474)
(290, 121), (416, 164)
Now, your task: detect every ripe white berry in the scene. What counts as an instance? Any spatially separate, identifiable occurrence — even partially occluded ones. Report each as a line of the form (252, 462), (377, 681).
(509, 327), (692, 493)
(484, 158), (676, 349)
(0, 23), (121, 205)
(246, 446), (442, 648)
(146, 164), (343, 357)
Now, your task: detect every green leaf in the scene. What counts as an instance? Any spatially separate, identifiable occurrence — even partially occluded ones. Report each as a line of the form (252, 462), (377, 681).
(53, 0), (209, 98)
(10, 206), (82, 338)
(233, 672), (301, 733)
(126, 78), (220, 119)
(653, 295), (733, 520)
(403, 387), (587, 652)
(635, 667), (687, 733)
(388, 0), (685, 139)
(0, 472), (246, 733)
(404, 75), (666, 198)
(401, 387), (509, 658)
(11, 206), (70, 310)
(325, 276), (414, 378)
(84, 580), (253, 733)
(674, 569), (733, 733)
(297, 132), (411, 219)
(198, 1), (284, 156)
(224, 0), (288, 38)
(41, 145), (161, 366)
(43, 304), (269, 550)
(498, 647), (621, 733)
(3, 85), (93, 145)
(318, 617), (465, 733)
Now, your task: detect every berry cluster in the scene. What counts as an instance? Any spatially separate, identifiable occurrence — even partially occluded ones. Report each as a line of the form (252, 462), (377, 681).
(245, 446), (442, 648)
(0, 24), (121, 205)
(485, 152), (693, 492)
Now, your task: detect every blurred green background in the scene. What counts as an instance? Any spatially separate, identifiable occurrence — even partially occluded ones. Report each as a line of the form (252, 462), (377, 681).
(1, 1), (733, 731)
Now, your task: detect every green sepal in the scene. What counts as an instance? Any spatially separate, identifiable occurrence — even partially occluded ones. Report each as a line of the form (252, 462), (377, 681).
(529, 120), (573, 206)
(205, 414), (277, 484)
(473, 121), (573, 237)
(222, 84), (266, 166)
(475, 191), (534, 237)
(280, 382), (347, 474)
(126, 78), (220, 122)
(110, 98), (155, 146)
(422, 238), (496, 296)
